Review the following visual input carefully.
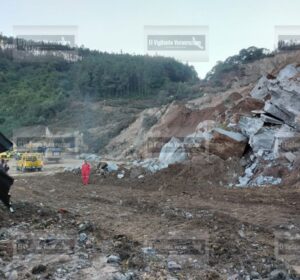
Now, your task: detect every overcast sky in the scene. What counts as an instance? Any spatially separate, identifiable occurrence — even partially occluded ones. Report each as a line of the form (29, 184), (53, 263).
(1, 0), (300, 78)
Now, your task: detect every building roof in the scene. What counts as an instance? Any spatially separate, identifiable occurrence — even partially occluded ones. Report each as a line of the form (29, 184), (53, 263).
(13, 125), (52, 139)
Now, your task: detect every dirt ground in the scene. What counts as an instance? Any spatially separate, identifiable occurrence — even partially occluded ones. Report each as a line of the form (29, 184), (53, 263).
(1, 160), (300, 279)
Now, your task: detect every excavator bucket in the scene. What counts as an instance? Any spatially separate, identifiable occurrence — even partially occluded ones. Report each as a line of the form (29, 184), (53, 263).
(0, 132), (14, 211)
(0, 132), (13, 153)
(0, 169), (14, 208)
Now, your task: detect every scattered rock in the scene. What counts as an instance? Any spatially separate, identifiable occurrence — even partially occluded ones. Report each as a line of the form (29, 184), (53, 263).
(32, 264), (47, 274)
(113, 271), (135, 280)
(107, 255), (121, 264)
(107, 162), (119, 172)
(64, 166), (80, 174)
(129, 167), (144, 179)
(78, 222), (94, 233)
(142, 247), (156, 256)
(117, 171), (125, 179)
(7, 270), (18, 280)
(167, 261), (182, 271)
(78, 153), (101, 162)
(138, 158), (164, 173)
(252, 175), (282, 186)
(238, 159), (258, 187)
(79, 232), (88, 243)
(250, 271), (260, 279)
(269, 269), (287, 280)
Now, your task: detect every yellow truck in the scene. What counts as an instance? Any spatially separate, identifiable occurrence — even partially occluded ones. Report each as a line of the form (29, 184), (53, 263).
(17, 153), (43, 172)
(0, 151), (13, 160)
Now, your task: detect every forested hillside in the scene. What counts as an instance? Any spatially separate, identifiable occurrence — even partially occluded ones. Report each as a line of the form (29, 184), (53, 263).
(0, 35), (199, 135)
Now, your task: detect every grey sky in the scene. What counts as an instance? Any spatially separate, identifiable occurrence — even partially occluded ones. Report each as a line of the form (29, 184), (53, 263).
(1, 0), (300, 77)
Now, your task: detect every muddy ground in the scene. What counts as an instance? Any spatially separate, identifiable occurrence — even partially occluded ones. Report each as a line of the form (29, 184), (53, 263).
(1, 163), (300, 279)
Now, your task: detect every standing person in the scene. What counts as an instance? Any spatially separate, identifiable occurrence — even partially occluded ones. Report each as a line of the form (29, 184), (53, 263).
(81, 160), (91, 185)
(3, 160), (9, 173)
(0, 159), (4, 172)
(0, 166), (14, 213)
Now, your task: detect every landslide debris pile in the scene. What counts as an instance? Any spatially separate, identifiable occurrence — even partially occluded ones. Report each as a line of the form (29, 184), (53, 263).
(102, 63), (300, 188)
(237, 64), (300, 186)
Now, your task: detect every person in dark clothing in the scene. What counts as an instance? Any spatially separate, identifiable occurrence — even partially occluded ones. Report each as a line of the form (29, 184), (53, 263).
(0, 159), (4, 172)
(0, 169), (14, 212)
(4, 160), (9, 173)
(0, 159), (9, 173)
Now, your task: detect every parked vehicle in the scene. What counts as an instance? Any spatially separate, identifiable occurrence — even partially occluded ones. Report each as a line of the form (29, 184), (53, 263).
(45, 147), (62, 163)
(17, 153), (43, 172)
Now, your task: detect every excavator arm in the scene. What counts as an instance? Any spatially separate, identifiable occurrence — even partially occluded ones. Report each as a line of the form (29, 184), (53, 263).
(0, 132), (14, 212)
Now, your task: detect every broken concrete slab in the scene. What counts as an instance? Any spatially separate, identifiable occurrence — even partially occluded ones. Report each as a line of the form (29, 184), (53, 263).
(260, 114), (284, 125)
(264, 101), (295, 126)
(264, 84), (300, 128)
(249, 128), (276, 152)
(239, 116), (264, 137)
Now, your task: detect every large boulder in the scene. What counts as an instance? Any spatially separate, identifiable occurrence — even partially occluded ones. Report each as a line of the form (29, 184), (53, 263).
(280, 78), (300, 93)
(264, 101), (296, 127)
(249, 128), (276, 152)
(208, 128), (248, 160)
(273, 125), (296, 157)
(239, 116), (264, 137)
(230, 97), (265, 119)
(184, 120), (215, 154)
(258, 66), (300, 129)
(250, 76), (270, 100)
(277, 64), (299, 81)
(159, 137), (188, 166)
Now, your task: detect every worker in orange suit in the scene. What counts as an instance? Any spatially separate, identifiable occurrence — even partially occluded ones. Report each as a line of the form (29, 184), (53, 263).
(81, 160), (91, 185)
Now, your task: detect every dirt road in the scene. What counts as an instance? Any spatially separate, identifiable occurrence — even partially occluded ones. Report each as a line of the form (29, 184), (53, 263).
(8, 156), (83, 177)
